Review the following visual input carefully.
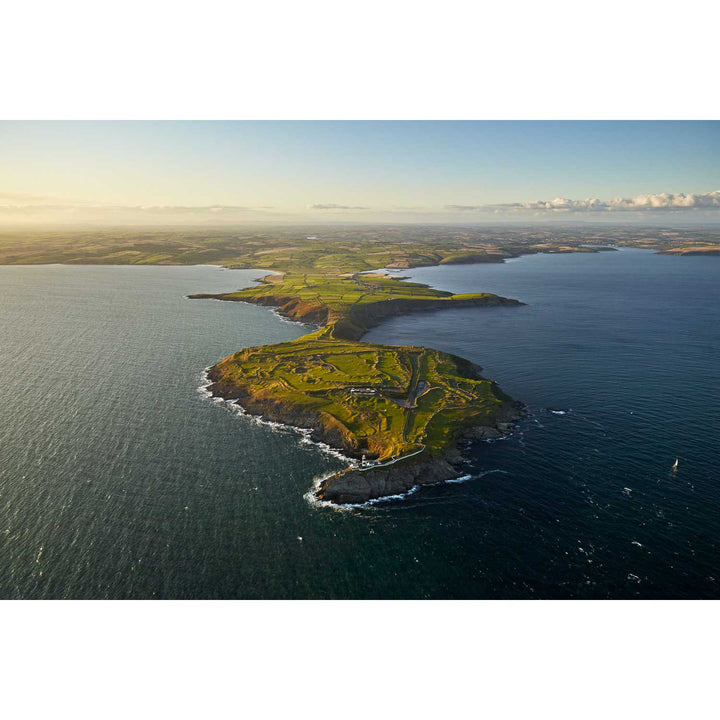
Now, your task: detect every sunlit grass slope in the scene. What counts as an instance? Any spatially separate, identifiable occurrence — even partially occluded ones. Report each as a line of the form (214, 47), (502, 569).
(191, 272), (505, 341)
(211, 337), (514, 461)
(201, 270), (522, 462)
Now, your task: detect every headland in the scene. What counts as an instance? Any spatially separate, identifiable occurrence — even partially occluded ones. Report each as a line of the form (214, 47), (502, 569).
(192, 269), (525, 504)
(2, 224), (715, 503)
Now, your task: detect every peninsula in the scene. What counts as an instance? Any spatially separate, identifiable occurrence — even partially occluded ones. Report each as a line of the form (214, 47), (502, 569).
(2, 223), (716, 502)
(192, 269), (525, 504)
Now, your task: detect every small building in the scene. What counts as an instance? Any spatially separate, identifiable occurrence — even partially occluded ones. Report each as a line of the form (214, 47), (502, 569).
(350, 387), (377, 396)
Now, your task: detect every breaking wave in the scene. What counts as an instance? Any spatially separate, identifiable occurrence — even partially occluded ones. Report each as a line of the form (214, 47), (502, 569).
(197, 368), (354, 466)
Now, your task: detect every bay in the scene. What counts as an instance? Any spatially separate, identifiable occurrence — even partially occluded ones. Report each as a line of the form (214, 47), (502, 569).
(0, 250), (718, 598)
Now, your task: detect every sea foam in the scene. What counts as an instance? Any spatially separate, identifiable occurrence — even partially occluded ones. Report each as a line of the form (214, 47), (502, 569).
(197, 368), (355, 467)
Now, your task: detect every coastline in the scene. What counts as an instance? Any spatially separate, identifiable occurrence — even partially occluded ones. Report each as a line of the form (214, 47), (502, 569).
(202, 331), (526, 505)
(191, 278), (523, 342)
(197, 367), (356, 466)
(194, 264), (529, 506)
(200, 365), (525, 508)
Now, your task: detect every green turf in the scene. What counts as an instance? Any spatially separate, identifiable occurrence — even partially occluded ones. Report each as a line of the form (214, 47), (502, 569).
(212, 337), (512, 460)
(191, 271), (502, 341)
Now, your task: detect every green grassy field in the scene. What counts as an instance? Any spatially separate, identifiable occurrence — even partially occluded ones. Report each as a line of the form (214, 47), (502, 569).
(0, 224), (640, 269)
(211, 336), (515, 461)
(202, 268), (523, 461)
(0, 227), (516, 268)
(1, 225), (714, 269)
(191, 271), (509, 341)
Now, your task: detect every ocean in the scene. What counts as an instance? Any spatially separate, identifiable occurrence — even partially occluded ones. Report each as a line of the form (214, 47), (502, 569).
(0, 249), (718, 598)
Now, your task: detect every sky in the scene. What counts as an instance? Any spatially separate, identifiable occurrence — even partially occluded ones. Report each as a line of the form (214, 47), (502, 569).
(1, 121), (719, 225)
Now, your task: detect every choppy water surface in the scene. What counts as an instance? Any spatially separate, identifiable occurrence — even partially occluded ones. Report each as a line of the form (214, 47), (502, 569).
(1, 250), (718, 598)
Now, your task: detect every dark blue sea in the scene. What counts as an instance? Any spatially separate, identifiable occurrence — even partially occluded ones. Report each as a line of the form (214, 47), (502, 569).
(1, 249), (718, 598)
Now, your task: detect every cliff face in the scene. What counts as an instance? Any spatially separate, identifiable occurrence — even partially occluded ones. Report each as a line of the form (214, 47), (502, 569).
(258, 296), (331, 326)
(316, 457), (462, 504)
(206, 364), (366, 456)
(333, 295), (522, 341)
(207, 358), (526, 505)
(316, 406), (525, 505)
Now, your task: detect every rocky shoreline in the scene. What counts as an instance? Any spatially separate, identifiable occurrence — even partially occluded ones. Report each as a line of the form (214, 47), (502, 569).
(196, 272), (527, 506)
(192, 287), (523, 342)
(314, 416), (525, 505)
(205, 363), (364, 455)
(205, 363), (525, 505)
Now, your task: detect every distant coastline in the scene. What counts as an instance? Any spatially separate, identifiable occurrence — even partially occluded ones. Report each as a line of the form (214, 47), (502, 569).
(193, 264), (526, 505)
(658, 246), (720, 256)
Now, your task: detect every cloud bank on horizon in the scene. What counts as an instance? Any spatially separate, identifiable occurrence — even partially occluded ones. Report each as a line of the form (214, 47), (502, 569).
(448, 190), (720, 214)
(0, 201), (280, 223)
(1, 190), (719, 224)
(310, 203), (370, 210)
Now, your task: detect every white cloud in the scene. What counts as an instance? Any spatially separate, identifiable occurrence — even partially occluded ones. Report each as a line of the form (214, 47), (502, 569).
(0, 203), (280, 225)
(0, 191), (75, 204)
(310, 203), (369, 210)
(0, 204), (261, 216)
(133, 205), (252, 214)
(478, 190), (720, 213)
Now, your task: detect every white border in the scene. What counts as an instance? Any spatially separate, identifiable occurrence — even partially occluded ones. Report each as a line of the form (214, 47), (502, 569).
(2, 0), (719, 119)
(2, 601), (718, 719)
(2, 1), (718, 717)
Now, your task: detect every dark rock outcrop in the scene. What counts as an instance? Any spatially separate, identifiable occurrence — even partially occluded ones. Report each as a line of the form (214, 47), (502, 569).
(316, 456), (462, 504)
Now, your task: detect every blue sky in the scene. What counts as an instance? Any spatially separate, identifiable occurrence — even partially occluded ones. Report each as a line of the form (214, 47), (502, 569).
(1, 121), (718, 224)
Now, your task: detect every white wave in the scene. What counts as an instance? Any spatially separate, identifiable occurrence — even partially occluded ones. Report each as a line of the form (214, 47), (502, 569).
(446, 474), (473, 484)
(197, 368), (355, 465)
(485, 434), (512, 443)
(446, 468), (509, 484)
(267, 306), (318, 330)
(304, 472), (420, 511)
(359, 485), (420, 507)
(200, 366), (517, 511)
(303, 473), (356, 512)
